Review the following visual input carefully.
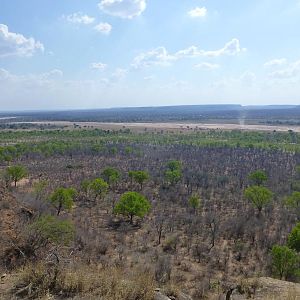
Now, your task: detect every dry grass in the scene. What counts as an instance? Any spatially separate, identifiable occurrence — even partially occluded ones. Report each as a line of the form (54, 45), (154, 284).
(13, 263), (156, 299)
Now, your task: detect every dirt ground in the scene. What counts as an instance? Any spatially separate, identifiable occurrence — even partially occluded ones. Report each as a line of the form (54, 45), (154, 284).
(12, 121), (300, 133)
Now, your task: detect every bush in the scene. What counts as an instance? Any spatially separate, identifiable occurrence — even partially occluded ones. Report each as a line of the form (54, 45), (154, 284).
(114, 191), (151, 224)
(271, 245), (299, 280)
(288, 223), (300, 252)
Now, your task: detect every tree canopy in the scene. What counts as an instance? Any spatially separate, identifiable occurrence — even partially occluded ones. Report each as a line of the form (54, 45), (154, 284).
(248, 170), (268, 186)
(49, 187), (76, 216)
(114, 191), (151, 224)
(271, 245), (299, 280)
(287, 223), (300, 252)
(244, 185), (273, 212)
(5, 165), (27, 187)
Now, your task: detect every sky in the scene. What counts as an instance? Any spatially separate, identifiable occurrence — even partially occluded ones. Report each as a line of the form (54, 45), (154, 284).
(0, 0), (300, 110)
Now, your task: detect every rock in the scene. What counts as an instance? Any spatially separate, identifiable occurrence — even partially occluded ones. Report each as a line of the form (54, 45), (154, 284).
(154, 291), (171, 300)
(0, 274), (7, 280)
(227, 277), (300, 299)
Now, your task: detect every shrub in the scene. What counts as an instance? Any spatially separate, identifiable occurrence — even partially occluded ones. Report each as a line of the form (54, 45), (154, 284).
(271, 245), (299, 280)
(288, 223), (300, 252)
(114, 191), (151, 224)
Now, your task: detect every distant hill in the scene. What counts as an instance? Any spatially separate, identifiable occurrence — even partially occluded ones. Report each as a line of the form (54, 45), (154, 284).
(0, 104), (299, 125)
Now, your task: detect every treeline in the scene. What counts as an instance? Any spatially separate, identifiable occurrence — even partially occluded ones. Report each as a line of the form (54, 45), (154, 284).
(0, 129), (299, 164)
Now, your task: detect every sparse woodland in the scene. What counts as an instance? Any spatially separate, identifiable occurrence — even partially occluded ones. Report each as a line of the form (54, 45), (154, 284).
(1, 128), (300, 299)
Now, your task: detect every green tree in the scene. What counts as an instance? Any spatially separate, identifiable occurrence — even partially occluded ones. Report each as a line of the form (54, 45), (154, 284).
(33, 180), (48, 201)
(285, 192), (300, 208)
(114, 191), (151, 224)
(102, 167), (121, 187)
(165, 169), (182, 185)
(288, 223), (300, 252)
(5, 165), (27, 187)
(28, 215), (74, 252)
(296, 166), (300, 180)
(271, 245), (299, 280)
(165, 160), (182, 186)
(49, 187), (76, 216)
(88, 178), (109, 201)
(167, 160), (182, 171)
(129, 170), (149, 190)
(248, 170), (268, 186)
(80, 179), (90, 197)
(244, 185), (273, 213)
(189, 194), (201, 213)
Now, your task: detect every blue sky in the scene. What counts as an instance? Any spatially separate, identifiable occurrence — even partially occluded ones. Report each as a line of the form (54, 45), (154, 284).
(0, 0), (300, 110)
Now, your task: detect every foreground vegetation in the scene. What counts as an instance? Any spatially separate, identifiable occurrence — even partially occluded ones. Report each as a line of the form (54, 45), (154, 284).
(1, 127), (300, 299)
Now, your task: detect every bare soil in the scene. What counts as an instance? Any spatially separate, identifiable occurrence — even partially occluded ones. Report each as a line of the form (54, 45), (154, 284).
(12, 121), (300, 133)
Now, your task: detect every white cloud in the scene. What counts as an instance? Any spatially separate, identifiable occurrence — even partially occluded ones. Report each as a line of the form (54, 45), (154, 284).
(0, 68), (12, 80)
(132, 47), (176, 68)
(264, 58), (287, 68)
(132, 39), (245, 68)
(41, 69), (63, 80)
(64, 12), (95, 25)
(240, 71), (256, 86)
(188, 7), (207, 18)
(98, 0), (146, 19)
(268, 60), (300, 79)
(0, 68), (112, 109)
(143, 75), (154, 80)
(0, 24), (44, 57)
(94, 22), (112, 35)
(194, 62), (220, 70)
(175, 39), (245, 58)
(90, 62), (107, 70)
(112, 68), (128, 79)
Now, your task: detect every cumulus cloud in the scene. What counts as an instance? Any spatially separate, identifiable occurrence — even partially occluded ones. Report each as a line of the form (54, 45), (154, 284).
(0, 24), (44, 57)
(0, 68), (13, 80)
(264, 58), (287, 68)
(175, 39), (245, 58)
(188, 7), (207, 18)
(41, 69), (63, 80)
(112, 68), (128, 79)
(98, 0), (146, 19)
(63, 12), (95, 25)
(132, 47), (176, 68)
(90, 62), (107, 70)
(132, 39), (245, 68)
(194, 62), (220, 70)
(94, 22), (112, 34)
(0, 68), (113, 110)
(268, 60), (300, 79)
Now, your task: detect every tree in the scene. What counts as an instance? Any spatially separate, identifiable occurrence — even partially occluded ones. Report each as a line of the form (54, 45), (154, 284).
(165, 160), (182, 186)
(88, 178), (109, 201)
(28, 215), (75, 254)
(167, 160), (181, 171)
(285, 192), (300, 208)
(33, 180), (48, 201)
(288, 223), (300, 252)
(114, 191), (151, 224)
(248, 170), (268, 186)
(271, 245), (299, 280)
(154, 214), (165, 245)
(49, 187), (76, 216)
(101, 167), (121, 187)
(80, 179), (90, 197)
(244, 185), (273, 213)
(5, 165), (27, 187)
(129, 170), (149, 190)
(165, 169), (182, 186)
(296, 166), (300, 180)
(189, 194), (201, 213)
